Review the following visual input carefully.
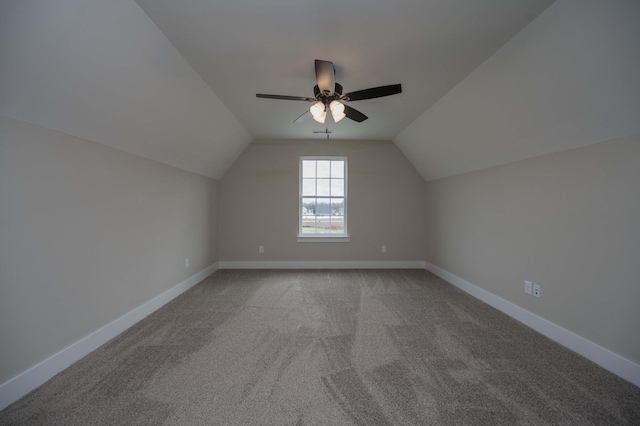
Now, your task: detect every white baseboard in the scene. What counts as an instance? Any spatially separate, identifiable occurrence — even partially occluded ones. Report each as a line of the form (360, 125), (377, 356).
(219, 260), (426, 269)
(0, 262), (219, 411)
(4, 260), (635, 411)
(424, 261), (640, 388)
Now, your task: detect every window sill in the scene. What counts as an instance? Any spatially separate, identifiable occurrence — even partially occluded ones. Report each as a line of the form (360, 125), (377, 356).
(297, 235), (350, 243)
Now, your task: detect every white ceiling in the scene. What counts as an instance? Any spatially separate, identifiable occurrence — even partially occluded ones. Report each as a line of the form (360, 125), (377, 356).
(134, 0), (554, 141)
(2, 1), (638, 181)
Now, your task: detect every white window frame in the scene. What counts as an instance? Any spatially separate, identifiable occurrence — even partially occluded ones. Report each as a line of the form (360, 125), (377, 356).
(297, 156), (350, 242)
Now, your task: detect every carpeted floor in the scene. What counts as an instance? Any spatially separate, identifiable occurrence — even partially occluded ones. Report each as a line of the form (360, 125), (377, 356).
(1, 269), (639, 425)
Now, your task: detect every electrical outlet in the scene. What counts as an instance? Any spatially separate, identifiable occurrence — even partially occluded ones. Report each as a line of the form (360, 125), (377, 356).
(381, 245), (387, 253)
(185, 258), (189, 269)
(259, 245), (264, 253)
(533, 284), (541, 298)
(524, 280), (532, 295)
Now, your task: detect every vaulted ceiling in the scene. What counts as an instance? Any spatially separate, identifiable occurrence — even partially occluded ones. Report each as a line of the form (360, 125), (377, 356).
(2, 0), (639, 180)
(134, 0), (554, 142)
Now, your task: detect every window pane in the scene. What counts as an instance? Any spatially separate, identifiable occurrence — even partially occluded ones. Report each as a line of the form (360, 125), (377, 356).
(330, 216), (344, 233)
(317, 160), (331, 178)
(317, 179), (330, 196)
(331, 160), (344, 178)
(302, 197), (316, 214)
(302, 222), (316, 234)
(302, 197), (316, 233)
(330, 197), (344, 234)
(331, 198), (344, 216)
(315, 215), (331, 233)
(302, 160), (316, 178)
(316, 198), (331, 216)
(302, 179), (316, 196)
(331, 179), (344, 196)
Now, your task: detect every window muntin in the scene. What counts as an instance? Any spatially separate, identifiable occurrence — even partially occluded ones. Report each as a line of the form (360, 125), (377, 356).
(300, 157), (347, 236)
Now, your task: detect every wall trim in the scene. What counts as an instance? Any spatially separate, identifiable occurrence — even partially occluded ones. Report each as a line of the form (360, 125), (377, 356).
(219, 260), (426, 269)
(0, 262), (219, 411)
(424, 261), (640, 388)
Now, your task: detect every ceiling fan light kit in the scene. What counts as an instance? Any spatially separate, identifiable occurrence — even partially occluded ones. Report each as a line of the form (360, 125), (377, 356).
(313, 110), (327, 124)
(333, 112), (346, 123)
(256, 59), (402, 125)
(330, 100), (345, 115)
(310, 101), (325, 118)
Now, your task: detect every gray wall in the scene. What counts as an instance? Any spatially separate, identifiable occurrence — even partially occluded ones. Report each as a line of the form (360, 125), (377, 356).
(219, 140), (426, 262)
(424, 133), (640, 364)
(0, 116), (219, 383)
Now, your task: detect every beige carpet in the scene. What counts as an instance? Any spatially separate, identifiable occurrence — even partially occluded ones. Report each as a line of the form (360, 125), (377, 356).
(1, 269), (639, 425)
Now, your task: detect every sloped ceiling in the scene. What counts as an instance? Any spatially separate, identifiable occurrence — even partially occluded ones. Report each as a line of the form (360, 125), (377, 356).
(2, 1), (637, 182)
(395, 0), (640, 180)
(0, 0), (252, 179)
(134, 0), (554, 142)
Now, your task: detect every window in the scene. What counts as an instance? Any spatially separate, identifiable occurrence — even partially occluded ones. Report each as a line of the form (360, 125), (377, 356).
(299, 157), (348, 241)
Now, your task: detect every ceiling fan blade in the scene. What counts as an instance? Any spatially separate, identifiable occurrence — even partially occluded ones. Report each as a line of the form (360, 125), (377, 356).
(344, 104), (368, 122)
(315, 60), (335, 94)
(344, 84), (402, 101)
(294, 110), (312, 123)
(256, 94), (315, 102)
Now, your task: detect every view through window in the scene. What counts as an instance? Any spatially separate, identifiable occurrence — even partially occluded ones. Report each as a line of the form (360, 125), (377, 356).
(300, 157), (347, 236)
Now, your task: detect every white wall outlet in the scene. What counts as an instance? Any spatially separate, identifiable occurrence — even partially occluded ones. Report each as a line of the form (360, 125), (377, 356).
(524, 280), (532, 295)
(381, 245), (387, 253)
(533, 283), (541, 298)
(259, 245), (264, 253)
(185, 258), (189, 269)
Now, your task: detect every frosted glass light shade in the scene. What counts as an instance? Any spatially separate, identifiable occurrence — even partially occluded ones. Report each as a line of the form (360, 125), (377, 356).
(310, 101), (325, 118)
(332, 112), (346, 122)
(313, 110), (327, 123)
(330, 100), (345, 115)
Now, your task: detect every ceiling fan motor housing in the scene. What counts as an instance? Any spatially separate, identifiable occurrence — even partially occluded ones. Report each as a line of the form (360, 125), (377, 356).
(313, 83), (344, 104)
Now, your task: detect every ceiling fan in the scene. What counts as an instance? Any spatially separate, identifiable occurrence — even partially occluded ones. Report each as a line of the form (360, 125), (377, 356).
(256, 59), (402, 124)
